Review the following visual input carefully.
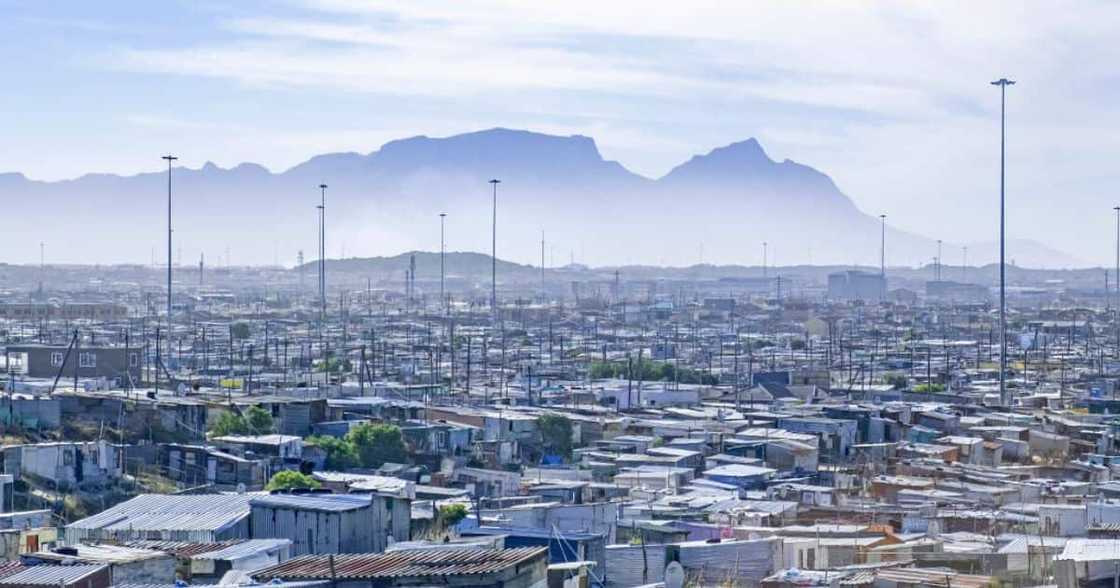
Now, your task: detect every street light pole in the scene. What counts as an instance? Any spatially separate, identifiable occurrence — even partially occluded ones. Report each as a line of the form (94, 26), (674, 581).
(1114, 206), (1119, 356)
(489, 179), (501, 317)
(992, 77), (1015, 407)
(440, 212), (447, 315)
(762, 242), (768, 278)
(936, 239), (942, 281)
(318, 184), (327, 323)
(162, 155), (177, 323)
(963, 246), (968, 282)
(880, 214), (887, 301)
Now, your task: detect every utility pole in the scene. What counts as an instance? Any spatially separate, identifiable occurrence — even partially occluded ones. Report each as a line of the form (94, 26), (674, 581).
(318, 184), (328, 323)
(489, 179), (501, 317)
(992, 76), (1015, 408)
(962, 246), (968, 282)
(162, 154), (177, 323)
(762, 241), (768, 278)
(880, 214), (887, 301)
(1114, 206), (1119, 356)
(936, 239), (942, 281)
(440, 213), (447, 315)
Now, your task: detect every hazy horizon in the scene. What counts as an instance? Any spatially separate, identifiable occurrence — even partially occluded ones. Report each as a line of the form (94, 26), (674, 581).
(5, 2), (1120, 266)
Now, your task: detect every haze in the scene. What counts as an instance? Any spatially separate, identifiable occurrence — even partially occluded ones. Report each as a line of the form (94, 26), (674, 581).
(3, 1), (1118, 266)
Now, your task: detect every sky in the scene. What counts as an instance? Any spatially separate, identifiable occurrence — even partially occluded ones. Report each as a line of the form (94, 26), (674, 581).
(3, 1), (1120, 265)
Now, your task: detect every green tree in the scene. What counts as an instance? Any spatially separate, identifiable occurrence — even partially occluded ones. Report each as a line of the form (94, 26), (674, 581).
(589, 359), (717, 385)
(245, 406), (275, 434)
(309, 435), (359, 470)
(266, 470), (321, 491)
(539, 414), (574, 459)
(210, 411), (249, 436)
(230, 322), (251, 340)
(885, 374), (909, 390)
(439, 503), (468, 527)
(346, 423), (407, 468)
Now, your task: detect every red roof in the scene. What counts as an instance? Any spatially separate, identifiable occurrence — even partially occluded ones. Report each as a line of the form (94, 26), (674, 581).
(252, 548), (547, 580)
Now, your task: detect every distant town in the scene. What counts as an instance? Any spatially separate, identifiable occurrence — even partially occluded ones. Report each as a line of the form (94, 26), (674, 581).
(0, 247), (1116, 588)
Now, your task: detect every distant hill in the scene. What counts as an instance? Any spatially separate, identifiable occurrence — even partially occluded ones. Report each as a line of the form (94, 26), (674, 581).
(306, 251), (539, 281)
(0, 128), (1079, 268)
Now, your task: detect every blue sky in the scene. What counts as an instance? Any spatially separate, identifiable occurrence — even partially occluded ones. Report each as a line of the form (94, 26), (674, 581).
(4, 1), (1120, 263)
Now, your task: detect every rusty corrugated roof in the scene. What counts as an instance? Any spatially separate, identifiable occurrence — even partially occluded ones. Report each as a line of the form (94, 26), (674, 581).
(252, 548), (547, 580)
(123, 539), (244, 558)
(0, 562), (25, 580)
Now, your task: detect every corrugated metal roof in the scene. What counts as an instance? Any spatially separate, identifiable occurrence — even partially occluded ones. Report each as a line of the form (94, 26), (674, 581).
(839, 571), (876, 585)
(191, 539), (291, 561)
(116, 582), (326, 588)
(1059, 538), (1120, 562)
(0, 565), (107, 586)
(0, 562), (25, 580)
(31, 544), (168, 563)
(874, 568), (993, 588)
(249, 493), (372, 512)
(252, 547), (547, 580)
(122, 540), (242, 558)
(68, 494), (252, 534)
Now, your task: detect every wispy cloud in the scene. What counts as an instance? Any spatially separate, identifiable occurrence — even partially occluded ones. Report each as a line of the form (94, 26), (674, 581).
(10, 0), (1120, 262)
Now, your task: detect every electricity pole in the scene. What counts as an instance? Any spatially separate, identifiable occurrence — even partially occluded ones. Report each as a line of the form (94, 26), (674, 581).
(162, 155), (177, 323)
(440, 212), (447, 315)
(318, 184), (328, 323)
(880, 214), (886, 300)
(489, 179), (501, 317)
(991, 77), (1015, 407)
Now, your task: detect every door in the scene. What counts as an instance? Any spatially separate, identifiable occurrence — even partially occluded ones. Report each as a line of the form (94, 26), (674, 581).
(25, 534), (38, 554)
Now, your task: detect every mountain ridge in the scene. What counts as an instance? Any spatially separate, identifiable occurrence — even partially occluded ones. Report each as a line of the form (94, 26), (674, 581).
(0, 128), (1078, 269)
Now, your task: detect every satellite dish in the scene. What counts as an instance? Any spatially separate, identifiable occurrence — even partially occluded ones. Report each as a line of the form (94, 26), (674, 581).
(664, 562), (685, 588)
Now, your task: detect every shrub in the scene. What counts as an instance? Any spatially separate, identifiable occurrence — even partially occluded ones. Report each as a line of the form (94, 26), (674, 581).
(266, 470), (320, 491)
(439, 503), (468, 527)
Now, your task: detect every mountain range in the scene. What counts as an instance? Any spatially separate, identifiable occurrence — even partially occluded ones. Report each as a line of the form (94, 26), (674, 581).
(0, 128), (1080, 269)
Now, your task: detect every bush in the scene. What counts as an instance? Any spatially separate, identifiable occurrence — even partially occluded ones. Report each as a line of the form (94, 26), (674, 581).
(347, 423), (407, 468)
(308, 424), (407, 470)
(245, 406), (275, 434)
(230, 322), (251, 340)
(589, 359), (717, 385)
(439, 503), (468, 527)
(317, 357), (353, 374)
(911, 383), (946, 394)
(266, 470), (320, 491)
(884, 374), (908, 390)
(209, 411), (248, 437)
(309, 435), (359, 470)
(209, 406), (274, 437)
(539, 414), (574, 459)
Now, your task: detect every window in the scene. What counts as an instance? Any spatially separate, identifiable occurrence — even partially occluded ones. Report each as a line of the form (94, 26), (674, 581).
(79, 352), (96, 368)
(128, 353), (139, 368)
(50, 352), (64, 367)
